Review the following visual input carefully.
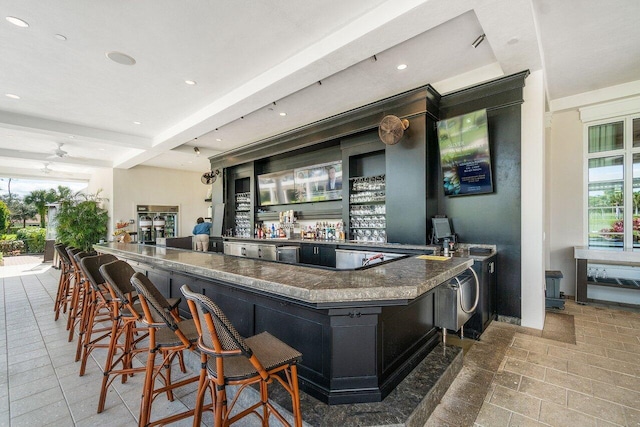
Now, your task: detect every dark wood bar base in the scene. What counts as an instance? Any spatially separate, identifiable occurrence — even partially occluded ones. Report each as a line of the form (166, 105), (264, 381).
(132, 259), (439, 404)
(96, 242), (474, 404)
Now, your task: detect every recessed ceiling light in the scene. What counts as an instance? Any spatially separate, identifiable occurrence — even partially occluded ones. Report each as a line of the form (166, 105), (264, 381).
(279, 112), (287, 116)
(6, 16), (29, 28)
(106, 51), (136, 66)
(98, 148), (105, 151)
(215, 138), (222, 142)
(5, 93), (20, 99)
(68, 135), (75, 139)
(55, 34), (67, 41)
(185, 80), (197, 85)
(397, 64), (407, 70)
(133, 121), (141, 125)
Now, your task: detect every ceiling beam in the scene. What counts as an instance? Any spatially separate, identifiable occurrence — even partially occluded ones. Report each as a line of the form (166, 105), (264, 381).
(0, 148), (112, 168)
(0, 111), (153, 149)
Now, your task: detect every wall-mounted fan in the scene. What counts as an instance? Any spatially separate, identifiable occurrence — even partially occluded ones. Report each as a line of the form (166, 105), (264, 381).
(378, 115), (410, 145)
(201, 169), (220, 185)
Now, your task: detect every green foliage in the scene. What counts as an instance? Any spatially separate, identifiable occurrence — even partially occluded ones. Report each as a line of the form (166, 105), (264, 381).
(56, 190), (109, 252)
(16, 227), (46, 253)
(6, 197), (37, 228)
(0, 201), (10, 234)
(0, 239), (25, 255)
(0, 234), (17, 241)
(24, 189), (57, 228)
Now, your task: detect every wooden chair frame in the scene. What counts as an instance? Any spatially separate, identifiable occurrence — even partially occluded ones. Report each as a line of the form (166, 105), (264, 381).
(129, 272), (211, 427)
(181, 285), (302, 427)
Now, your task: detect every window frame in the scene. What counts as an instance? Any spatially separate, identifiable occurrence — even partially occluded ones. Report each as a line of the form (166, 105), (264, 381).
(584, 114), (640, 249)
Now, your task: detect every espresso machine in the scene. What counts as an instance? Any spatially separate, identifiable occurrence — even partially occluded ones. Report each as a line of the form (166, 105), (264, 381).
(137, 205), (179, 244)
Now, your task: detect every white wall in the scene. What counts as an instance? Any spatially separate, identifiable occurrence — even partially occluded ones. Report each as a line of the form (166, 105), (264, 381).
(547, 110), (583, 296)
(87, 167), (114, 237)
(520, 70), (546, 329)
(112, 166), (210, 240)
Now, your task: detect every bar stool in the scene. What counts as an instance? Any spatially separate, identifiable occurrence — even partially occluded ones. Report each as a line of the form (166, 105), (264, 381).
(181, 284), (303, 427)
(66, 249), (94, 342)
(129, 272), (209, 427)
(77, 254), (118, 373)
(53, 243), (73, 320)
(97, 260), (150, 414)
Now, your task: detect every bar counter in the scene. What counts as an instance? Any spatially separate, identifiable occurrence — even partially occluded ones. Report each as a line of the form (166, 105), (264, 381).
(95, 242), (474, 404)
(95, 242), (473, 305)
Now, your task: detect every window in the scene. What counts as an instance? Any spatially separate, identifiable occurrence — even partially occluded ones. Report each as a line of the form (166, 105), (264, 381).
(586, 116), (640, 248)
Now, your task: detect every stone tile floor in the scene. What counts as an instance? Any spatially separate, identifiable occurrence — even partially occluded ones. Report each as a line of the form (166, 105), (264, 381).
(1, 255), (639, 426)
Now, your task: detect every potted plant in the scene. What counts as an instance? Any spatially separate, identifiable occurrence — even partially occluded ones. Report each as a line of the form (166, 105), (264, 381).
(56, 190), (109, 252)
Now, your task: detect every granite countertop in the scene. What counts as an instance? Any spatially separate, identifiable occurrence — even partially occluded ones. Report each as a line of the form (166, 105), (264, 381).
(96, 242), (474, 305)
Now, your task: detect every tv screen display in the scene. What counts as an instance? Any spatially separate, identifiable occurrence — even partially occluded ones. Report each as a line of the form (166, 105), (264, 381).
(293, 161), (342, 203)
(437, 109), (493, 196)
(257, 170), (296, 206)
(257, 160), (342, 206)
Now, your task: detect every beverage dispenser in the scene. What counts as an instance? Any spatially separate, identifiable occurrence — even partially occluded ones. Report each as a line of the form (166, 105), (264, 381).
(153, 216), (166, 238)
(137, 205), (179, 244)
(139, 215), (153, 243)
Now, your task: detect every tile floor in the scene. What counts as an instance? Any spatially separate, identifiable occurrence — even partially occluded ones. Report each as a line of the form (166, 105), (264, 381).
(1, 255), (639, 426)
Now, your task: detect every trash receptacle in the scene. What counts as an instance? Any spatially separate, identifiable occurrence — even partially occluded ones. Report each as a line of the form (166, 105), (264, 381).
(545, 270), (564, 309)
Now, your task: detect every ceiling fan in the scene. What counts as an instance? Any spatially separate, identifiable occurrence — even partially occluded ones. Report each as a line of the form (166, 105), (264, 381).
(49, 142), (69, 158)
(41, 163), (53, 174)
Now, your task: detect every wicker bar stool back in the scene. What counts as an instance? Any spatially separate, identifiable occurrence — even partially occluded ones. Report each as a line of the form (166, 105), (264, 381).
(180, 284), (303, 427)
(66, 250), (95, 342)
(53, 243), (73, 320)
(68, 251), (94, 355)
(77, 254), (118, 374)
(96, 260), (149, 414)
(129, 272), (206, 427)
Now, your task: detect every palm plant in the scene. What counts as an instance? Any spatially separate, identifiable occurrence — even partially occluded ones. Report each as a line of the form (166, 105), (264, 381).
(55, 190), (109, 252)
(24, 189), (57, 227)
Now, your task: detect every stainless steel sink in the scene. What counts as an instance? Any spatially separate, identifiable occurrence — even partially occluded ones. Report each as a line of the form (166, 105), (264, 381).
(335, 249), (406, 270)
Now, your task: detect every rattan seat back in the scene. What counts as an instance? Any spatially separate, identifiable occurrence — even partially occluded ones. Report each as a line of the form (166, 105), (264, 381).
(55, 244), (72, 266)
(99, 260), (137, 304)
(65, 247), (82, 266)
(79, 254), (118, 292)
(130, 272), (176, 327)
(180, 284), (251, 356)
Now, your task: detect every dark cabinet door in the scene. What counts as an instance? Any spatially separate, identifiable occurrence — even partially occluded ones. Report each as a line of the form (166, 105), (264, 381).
(319, 245), (336, 268)
(300, 244), (336, 267)
(300, 244), (318, 265)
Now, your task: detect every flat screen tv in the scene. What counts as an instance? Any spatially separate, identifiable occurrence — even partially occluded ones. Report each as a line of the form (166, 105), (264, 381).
(257, 170), (296, 206)
(436, 109), (493, 196)
(257, 160), (342, 206)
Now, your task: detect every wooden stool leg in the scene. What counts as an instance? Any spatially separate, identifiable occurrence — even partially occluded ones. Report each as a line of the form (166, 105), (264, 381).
(98, 315), (121, 413)
(139, 348), (157, 427)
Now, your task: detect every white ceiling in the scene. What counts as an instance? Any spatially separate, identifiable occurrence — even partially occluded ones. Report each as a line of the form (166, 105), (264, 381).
(0, 0), (639, 182)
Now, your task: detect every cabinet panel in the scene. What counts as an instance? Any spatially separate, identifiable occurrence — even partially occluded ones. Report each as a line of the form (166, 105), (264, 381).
(300, 243), (317, 265)
(319, 245), (336, 268)
(300, 243), (336, 267)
